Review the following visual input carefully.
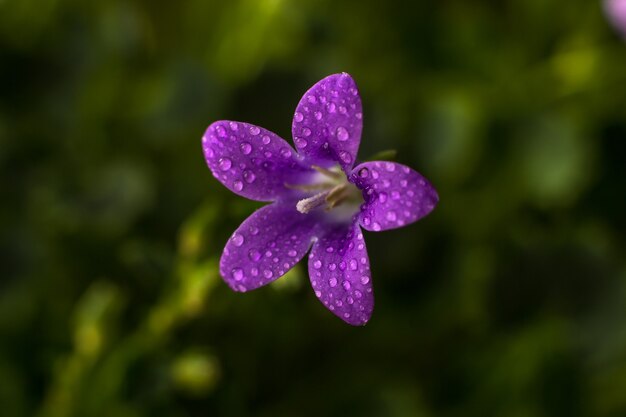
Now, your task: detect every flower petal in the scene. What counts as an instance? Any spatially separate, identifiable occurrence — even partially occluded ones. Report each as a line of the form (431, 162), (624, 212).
(350, 161), (439, 231)
(292, 73), (363, 171)
(308, 221), (373, 326)
(203, 121), (311, 202)
(220, 203), (319, 292)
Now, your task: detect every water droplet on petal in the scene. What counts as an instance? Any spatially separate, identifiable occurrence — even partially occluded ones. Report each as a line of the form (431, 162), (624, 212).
(307, 95), (317, 104)
(295, 138), (307, 148)
(249, 226), (259, 235)
(391, 191), (401, 200)
(281, 148), (292, 158)
(349, 259), (358, 270)
(249, 126), (260, 135)
(263, 270), (273, 279)
(314, 111), (322, 120)
(240, 142), (252, 154)
(327, 102), (336, 113)
(262, 135), (271, 144)
(249, 249), (261, 261)
(385, 162), (395, 172)
(301, 127), (311, 137)
(326, 246), (334, 253)
(329, 277), (338, 287)
(328, 263), (337, 271)
(342, 280), (351, 290)
(288, 249), (297, 257)
(232, 233), (244, 246)
(294, 112), (304, 122)
(372, 222), (381, 231)
(336, 126), (349, 141)
(233, 180), (243, 191)
(339, 151), (352, 164)
(358, 167), (369, 178)
(400, 180), (408, 187)
(356, 112), (362, 119)
(219, 158), (232, 171)
(243, 170), (256, 183)
(229, 122), (238, 131)
(386, 211), (397, 222)
(315, 290), (322, 297)
(313, 260), (322, 269)
(378, 192), (388, 203)
(360, 276), (370, 285)
(251, 267), (259, 276)
(232, 268), (244, 281)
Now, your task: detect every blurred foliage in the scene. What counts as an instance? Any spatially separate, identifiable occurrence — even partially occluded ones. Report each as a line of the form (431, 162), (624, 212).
(1, 0), (626, 416)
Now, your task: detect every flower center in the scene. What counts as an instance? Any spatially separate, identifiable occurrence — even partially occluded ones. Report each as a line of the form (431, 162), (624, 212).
(287, 165), (363, 215)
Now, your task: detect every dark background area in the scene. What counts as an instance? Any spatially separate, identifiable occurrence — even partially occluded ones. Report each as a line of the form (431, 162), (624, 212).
(1, 1), (626, 416)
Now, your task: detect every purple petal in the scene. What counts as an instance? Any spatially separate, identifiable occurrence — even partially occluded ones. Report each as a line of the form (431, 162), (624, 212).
(350, 161), (438, 232)
(292, 73), (363, 171)
(220, 203), (319, 292)
(203, 121), (311, 202)
(308, 221), (373, 326)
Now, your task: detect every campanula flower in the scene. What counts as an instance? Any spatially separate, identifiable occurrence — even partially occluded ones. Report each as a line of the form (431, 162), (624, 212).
(202, 73), (438, 325)
(605, 0), (626, 38)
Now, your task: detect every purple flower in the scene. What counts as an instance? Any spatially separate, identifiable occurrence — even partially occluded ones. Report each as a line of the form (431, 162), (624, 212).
(202, 73), (438, 325)
(605, 0), (626, 37)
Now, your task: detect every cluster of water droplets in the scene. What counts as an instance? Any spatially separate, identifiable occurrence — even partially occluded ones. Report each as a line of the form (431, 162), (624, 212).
(308, 226), (372, 324)
(350, 161), (437, 231)
(203, 121), (306, 198)
(291, 74), (362, 168)
(220, 206), (316, 293)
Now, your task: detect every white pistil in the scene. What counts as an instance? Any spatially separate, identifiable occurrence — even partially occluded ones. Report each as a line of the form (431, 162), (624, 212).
(296, 191), (330, 214)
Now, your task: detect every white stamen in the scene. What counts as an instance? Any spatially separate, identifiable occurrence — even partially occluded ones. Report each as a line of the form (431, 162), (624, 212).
(296, 191), (329, 214)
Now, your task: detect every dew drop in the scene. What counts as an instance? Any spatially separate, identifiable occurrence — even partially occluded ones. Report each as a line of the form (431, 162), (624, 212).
(328, 263), (337, 271)
(386, 211), (397, 222)
(249, 226), (259, 235)
(313, 260), (322, 269)
(288, 249), (297, 257)
(215, 125), (227, 137)
(232, 268), (244, 281)
(400, 180), (408, 187)
(327, 102), (336, 113)
(385, 162), (395, 172)
(329, 277), (338, 287)
(262, 135), (271, 145)
(347, 296), (354, 304)
(315, 290), (322, 297)
(264, 151), (273, 158)
(263, 270), (273, 278)
(349, 259), (358, 271)
(249, 126), (260, 135)
(250, 267), (259, 276)
(295, 138), (307, 148)
(339, 151), (352, 164)
(360, 276), (370, 285)
(232, 233), (244, 246)
(314, 111), (322, 120)
(307, 95), (317, 104)
(302, 127), (311, 137)
(339, 261), (347, 270)
(218, 158), (232, 171)
(233, 180), (243, 191)
(336, 126), (349, 141)
(240, 142), (252, 155)
(342, 280), (351, 290)
(372, 222), (381, 231)
(339, 106), (347, 114)
(243, 170), (256, 183)
(378, 192), (388, 203)
(358, 167), (369, 178)
(326, 246), (334, 253)
(281, 148), (292, 158)
(382, 179), (391, 188)
(360, 257), (367, 264)
(249, 249), (261, 261)
(356, 112), (362, 119)
(229, 122), (238, 131)
(355, 290), (362, 298)
(391, 191), (401, 200)
(294, 112), (304, 122)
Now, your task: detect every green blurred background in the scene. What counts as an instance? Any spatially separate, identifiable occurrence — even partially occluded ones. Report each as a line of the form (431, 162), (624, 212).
(2, 0), (626, 416)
